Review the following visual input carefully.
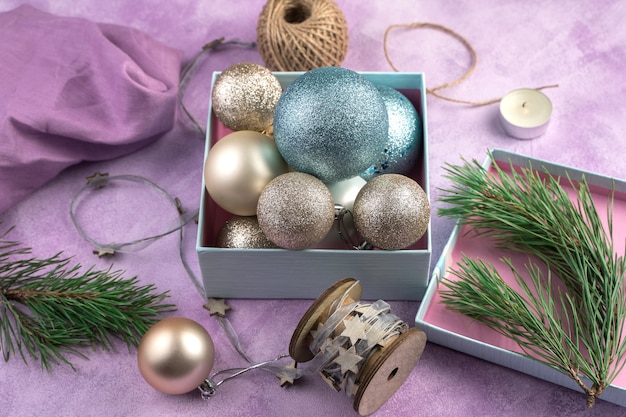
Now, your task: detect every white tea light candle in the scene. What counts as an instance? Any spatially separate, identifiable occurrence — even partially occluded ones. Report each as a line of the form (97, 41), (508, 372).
(499, 88), (553, 139)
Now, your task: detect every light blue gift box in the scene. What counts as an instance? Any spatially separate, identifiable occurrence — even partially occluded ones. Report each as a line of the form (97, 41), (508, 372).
(196, 71), (431, 300)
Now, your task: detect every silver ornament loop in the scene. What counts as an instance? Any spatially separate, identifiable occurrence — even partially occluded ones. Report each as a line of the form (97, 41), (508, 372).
(198, 379), (218, 399)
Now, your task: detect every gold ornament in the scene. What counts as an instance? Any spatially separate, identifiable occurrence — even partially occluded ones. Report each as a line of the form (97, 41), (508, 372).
(216, 216), (278, 249)
(137, 317), (215, 395)
(257, 172), (335, 249)
(211, 62), (282, 132)
(353, 174), (430, 250)
(204, 131), (289, 216)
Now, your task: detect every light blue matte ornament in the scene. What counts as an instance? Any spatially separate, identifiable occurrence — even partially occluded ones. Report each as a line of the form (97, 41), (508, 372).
(273, 67), (389, 183)
(361, 85), (422, 181)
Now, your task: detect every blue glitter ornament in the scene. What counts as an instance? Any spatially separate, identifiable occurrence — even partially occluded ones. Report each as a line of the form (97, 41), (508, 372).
(273, 67), (388, 183)
(361, 85), (422, 181)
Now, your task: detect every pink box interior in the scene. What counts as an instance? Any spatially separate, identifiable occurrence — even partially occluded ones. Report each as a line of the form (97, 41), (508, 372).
(422, 160), (626, 389)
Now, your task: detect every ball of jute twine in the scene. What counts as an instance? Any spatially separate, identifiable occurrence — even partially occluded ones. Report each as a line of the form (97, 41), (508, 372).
(256, 0), (348, 71)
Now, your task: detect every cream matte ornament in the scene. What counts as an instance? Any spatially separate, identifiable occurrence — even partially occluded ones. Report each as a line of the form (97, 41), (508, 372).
(211, 62), (283, 132)
(204, 131), (289, 216)
(216, 216), (278, 248)
(257, 172), (335, 249)
(353, 174), (430, 250)
(137, 317), (215, 395)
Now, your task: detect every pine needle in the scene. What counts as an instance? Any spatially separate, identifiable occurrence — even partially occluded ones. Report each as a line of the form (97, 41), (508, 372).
(0, 228), (175, 370)
(437, 153), (626, 407)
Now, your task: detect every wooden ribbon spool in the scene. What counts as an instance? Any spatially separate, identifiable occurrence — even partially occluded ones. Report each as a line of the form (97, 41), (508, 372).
(290, 278), (427, 415)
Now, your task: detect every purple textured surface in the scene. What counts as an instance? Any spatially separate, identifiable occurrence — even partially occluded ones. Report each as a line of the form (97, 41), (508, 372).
(1, 1), (625, 416)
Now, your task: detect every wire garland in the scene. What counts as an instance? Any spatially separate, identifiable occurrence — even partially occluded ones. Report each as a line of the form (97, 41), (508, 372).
(303, 281), (408, 395)
(69, 173), (206, 297)
(69, 172), (295, 380)
(179, 38), (257, 136)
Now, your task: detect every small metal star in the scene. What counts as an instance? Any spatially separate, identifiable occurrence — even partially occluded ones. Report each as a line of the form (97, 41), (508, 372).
(174, 197), (184, 214)
(86, 172), (109, 189)
(93, 247), (115, 257)
(203, 298), (231, 317)
(340, 315), (369, 345)
(333, 346), (363, 375)
(278, 360), (297, 387)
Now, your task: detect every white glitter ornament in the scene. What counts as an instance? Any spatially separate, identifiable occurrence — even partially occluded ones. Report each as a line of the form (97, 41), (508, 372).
(273, 67), (388, 183)
(353, 174), (430, 250)
(257, 172), (335, 249)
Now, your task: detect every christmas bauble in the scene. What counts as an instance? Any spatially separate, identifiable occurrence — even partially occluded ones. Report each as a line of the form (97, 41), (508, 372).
(361, 86), (422, 180)
(353, 174), (430, 250)
(257, 172), (335, 249)
(273, 67), (388, 183)
(138, 317), (215, 395)
(317, 176), (366, 248)
(216, 216), (278, 249)
(211, 62), (282, 132)
(204, 130), (289, 216)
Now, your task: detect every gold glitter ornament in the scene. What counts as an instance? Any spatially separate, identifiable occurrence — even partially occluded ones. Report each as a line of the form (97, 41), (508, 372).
(211, 63), (282, 132)
(204, 130), (289, 216)
(353, 174), (430, 250)
(137, 317), (215, 395)
(257, 172), (335, 249)
(216, 216), (278, 248)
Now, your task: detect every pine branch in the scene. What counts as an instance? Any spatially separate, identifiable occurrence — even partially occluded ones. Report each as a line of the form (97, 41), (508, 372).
(0, 230), (175, 370)
(437, 153), (626, 407)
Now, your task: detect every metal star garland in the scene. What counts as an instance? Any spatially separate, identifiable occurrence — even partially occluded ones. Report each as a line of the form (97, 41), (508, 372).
(333, 345), (363, 375)
(278, 359), (297, 387)
(340, 315), (369, 345)
(203, 298), (231, 317)
(85, 171), (109, 188)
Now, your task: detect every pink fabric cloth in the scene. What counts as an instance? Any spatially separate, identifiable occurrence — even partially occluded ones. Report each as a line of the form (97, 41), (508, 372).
(0, 5), (182, 214)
